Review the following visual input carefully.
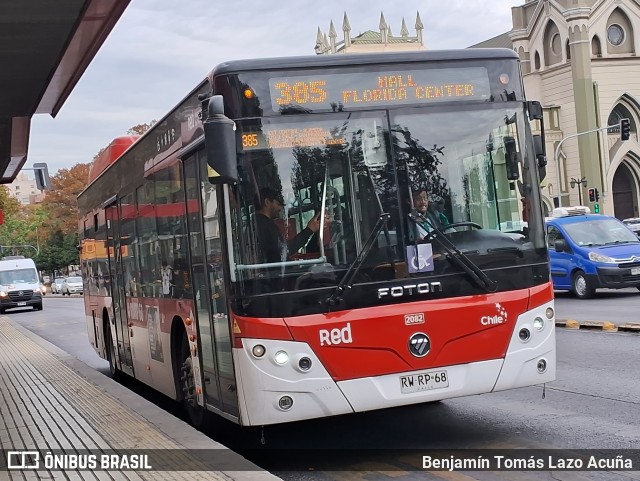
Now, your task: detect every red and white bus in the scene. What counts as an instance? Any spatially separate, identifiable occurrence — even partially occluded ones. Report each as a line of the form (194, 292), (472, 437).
(80, 49), (555, 427)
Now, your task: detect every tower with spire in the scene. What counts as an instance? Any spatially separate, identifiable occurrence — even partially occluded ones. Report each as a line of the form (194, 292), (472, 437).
(315, 12), (425, 55)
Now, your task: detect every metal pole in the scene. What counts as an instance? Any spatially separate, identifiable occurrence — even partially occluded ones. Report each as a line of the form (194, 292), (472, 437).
(578, 185), (582, 206)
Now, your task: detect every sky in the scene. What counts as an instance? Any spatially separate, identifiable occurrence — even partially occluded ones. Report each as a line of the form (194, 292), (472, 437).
(27, 0), (525, 176)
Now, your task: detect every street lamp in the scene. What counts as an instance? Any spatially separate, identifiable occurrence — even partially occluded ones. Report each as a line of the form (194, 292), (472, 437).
(569, 177), (588, 205)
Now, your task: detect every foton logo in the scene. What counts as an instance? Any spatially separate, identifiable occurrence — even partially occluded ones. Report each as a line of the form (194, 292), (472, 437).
(481, 303), (508, 326)
(319, 323), (352, 346)
(404, 313), (425, 325)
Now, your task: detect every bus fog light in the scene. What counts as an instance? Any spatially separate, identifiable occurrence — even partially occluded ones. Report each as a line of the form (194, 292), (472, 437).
(274, 350), (289, 365)
(278, 396), (294, 410)
(537, 358), (547, 373)
(519, 328), (531, 342)
(298, 357), (312, 371)
(545, 307), (554, 319)
(533, 317), (544, 330)
(252, 344), (266, 358)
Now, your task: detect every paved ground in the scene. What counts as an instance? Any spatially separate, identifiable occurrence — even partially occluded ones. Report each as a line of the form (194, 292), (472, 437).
(0, 317), (281, 480)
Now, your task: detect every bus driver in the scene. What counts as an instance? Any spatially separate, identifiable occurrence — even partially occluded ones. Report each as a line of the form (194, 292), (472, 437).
(254, 187), (323, 263)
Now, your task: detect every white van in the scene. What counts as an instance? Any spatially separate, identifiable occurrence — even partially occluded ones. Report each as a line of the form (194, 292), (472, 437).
(0, 257), (43, 313)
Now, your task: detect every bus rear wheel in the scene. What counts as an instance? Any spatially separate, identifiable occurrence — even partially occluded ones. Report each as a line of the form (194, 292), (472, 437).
(179, 335), (206, 428)
(105, 326), (120, 380)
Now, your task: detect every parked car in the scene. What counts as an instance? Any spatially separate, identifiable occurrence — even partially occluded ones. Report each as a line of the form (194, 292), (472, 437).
(50, 277), (65, 294)
(61, 276), (83, 295)
(546, 206), (640, 298)
(622, 217), (640, 239)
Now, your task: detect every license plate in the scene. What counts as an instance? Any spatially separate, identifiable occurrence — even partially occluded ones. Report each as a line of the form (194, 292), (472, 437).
(400, 370), (449, 394)
(17, 302), (26, 306)
(632, 267), (640, 275)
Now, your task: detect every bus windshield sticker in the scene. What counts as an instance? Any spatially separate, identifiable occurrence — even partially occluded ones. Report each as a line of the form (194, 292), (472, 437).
(269, 67), (491, 111)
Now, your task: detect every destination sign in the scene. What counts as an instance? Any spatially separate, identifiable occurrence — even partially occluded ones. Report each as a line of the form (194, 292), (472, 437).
(241, 127), (346, 151)
(269, 67), (491, 111)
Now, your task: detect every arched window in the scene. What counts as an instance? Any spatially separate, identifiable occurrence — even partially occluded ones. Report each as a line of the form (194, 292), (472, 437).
(591, 35), (602, 57)
(606, 8), (635, 55)
(543, 21), (562, 66)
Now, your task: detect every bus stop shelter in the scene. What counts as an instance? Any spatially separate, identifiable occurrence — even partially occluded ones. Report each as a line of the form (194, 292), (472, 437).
(0, 0), (129, 184)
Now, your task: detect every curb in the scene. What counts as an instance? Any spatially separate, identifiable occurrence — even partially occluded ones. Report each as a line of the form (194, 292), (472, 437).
(556, 319), (640, 333)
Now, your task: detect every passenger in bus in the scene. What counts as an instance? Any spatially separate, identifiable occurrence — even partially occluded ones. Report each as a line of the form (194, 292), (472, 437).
(410, 189), (449, 240)
(160, 260), (174, 297)
(254, 187), (323, 263)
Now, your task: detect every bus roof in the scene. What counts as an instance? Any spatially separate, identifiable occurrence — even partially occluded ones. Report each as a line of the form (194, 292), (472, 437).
(210, 48), (519, 78)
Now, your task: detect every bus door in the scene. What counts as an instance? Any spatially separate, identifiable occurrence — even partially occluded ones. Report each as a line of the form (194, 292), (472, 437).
(184, 155), (238, 417)
(105, 201), (134, 376)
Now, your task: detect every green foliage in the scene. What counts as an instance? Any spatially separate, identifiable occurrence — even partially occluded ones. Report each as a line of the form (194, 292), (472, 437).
(34, 231), (79, 273)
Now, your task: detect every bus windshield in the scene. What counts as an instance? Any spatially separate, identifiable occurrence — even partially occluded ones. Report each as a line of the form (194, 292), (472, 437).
(229, 103), (544, 295)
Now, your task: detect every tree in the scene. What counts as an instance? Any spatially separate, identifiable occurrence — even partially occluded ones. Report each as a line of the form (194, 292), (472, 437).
(39, 163), (90, 238)
(128, 121), (156, 136)
(0, 186), (33, 256)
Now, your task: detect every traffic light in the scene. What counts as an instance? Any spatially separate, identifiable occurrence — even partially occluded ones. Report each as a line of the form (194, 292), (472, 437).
(594, 188), (600, 202)
(620, 118), (631, 141)
(588, 188), (596, 202)
(594, 203), (600, 213)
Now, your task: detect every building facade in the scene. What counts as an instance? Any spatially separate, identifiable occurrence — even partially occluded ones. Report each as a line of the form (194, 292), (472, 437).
(315, 12), (426, 54)
(475, 0), (640, 218)
(7, 172), (45, 205)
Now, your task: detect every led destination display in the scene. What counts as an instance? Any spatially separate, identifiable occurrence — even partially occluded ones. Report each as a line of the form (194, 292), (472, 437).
(269, 67), (492, 111)
(241, 127), (346, 151)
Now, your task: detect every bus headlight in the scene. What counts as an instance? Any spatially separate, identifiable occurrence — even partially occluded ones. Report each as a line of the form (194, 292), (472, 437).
(545, 307), (554, 319)
(519, 327), (531, 342)
(298, 356), (312, 372)
(274, 350), (289, 365)
(251, 344), (266, 358)
(533, 317), (545, 330)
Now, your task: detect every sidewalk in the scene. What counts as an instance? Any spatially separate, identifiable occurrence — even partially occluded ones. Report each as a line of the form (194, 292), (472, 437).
(0, 317), (281, 481)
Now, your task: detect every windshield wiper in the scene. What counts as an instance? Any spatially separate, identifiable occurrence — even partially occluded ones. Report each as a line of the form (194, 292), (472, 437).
(603, 240), (635, 245)
(408, 211), (497, 292)
(325, 213), (390, 310)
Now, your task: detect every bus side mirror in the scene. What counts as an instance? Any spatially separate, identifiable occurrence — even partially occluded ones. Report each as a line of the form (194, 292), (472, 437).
(203, 95), (238, 184)
(503, 136), (520, 181)
(527, 101), (543, 121)
(533, 135), (547, 181)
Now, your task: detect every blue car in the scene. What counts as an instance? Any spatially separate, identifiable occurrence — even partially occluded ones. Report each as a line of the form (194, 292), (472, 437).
(546, 206), (640, 298)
